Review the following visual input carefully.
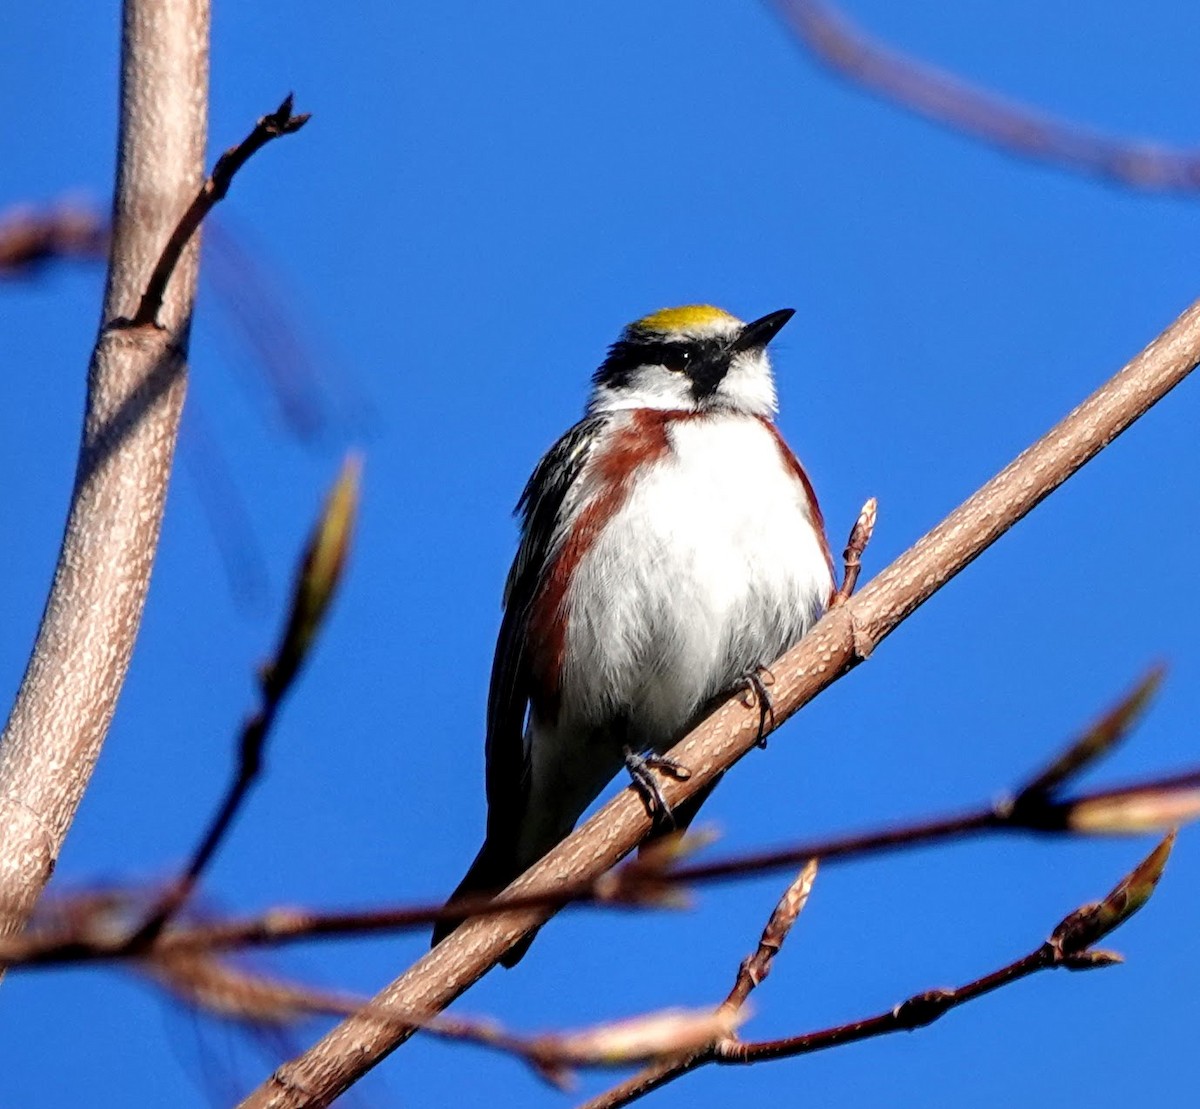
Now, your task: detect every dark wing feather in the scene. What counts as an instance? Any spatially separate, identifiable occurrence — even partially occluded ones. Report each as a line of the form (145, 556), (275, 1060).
(483, 414), (609, 846)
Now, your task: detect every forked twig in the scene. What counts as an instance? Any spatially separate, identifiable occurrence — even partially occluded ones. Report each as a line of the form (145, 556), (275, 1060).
(580, 835), (1174, 1108)
(127, 95), (309, 328)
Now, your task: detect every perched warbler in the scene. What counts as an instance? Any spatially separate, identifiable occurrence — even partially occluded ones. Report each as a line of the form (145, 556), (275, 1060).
(433, 305), (834, 963)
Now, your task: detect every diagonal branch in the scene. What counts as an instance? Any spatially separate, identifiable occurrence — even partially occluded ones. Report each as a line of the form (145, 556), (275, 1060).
(768, 0), (1200, 193)
(241, 294), (1200, 1107)
(4, 598), (1186, 972)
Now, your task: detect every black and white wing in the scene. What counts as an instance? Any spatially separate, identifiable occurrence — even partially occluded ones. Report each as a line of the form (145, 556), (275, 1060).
(483, 413), (609, 845)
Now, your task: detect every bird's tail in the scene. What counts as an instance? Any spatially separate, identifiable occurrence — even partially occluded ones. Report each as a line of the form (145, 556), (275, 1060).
(431, 839), (539, 965)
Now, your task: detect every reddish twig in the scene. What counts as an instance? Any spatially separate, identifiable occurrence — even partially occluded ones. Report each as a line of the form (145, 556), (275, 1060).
(769, 0), (1200, 193)
(832, 496), (876, 606)
(580, 861), (818, 1102)
(724, 859), (818, 1012)
(580, 835), (1174, 1109)
(128, 95), (309, 328)
(5, 758), (1196, 968)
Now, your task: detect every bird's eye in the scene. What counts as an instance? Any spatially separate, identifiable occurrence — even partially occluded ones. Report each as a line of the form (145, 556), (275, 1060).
(662, 349), (691, 373)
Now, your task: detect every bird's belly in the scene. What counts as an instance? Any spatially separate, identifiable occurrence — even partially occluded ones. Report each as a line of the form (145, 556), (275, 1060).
(560, 416), (831, 749)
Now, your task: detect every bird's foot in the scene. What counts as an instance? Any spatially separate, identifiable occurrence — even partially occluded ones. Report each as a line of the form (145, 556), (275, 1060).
(738, 666), (776, 748)
(623, 746), (692, 827)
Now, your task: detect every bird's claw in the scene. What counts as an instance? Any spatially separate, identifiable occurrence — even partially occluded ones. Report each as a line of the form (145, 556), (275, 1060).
(623, 746), (691, 827)
(739, 666), (776, 748)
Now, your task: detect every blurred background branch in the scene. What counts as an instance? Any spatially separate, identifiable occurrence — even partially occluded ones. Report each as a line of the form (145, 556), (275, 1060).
(769, 0), (1200, 192)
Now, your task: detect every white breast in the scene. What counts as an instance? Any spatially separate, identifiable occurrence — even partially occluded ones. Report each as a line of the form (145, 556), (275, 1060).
(560, 413), (832, 747)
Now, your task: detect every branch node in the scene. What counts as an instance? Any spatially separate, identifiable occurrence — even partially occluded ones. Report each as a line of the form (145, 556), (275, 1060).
(891, 987), (953, 1029)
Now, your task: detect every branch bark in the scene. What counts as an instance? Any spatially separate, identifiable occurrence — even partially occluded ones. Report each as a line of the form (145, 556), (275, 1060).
(0, 0), (210, 941)
(240, 294), (1200, 1107)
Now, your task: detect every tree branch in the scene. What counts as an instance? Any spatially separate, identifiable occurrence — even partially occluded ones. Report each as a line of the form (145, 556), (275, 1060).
(831, 497), (876, 605)
(580, 834), (1174, 1109)
(5, 624), (1189, 972)
(768, 0), (1200, 193)
(242, 291), (1200, 1105)
(724, 859), (818, 1012)
(0, 0), (210, 946)
(5, 759), (1197, 969)
(137, 937), (744, 1091)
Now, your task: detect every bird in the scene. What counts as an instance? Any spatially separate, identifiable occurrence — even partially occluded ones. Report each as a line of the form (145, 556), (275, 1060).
(432, 304), (835, 963)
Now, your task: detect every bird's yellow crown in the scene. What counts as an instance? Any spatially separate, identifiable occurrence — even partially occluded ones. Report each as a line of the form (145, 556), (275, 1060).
(629, 304), (739, 336)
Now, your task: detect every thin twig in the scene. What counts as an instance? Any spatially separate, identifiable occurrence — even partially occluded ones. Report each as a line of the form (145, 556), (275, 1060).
(128, 95), (309, 328)
(588, 860), (819, 1102)
(141, 945), (743, 1091)
(22, 883), (747, 1091)
(1014, 666), (1166, 803)
(1, 671), (1187, 966)
(724, 859), (819, 1012)
(727, 831), (1172, 1063)
(580, 835), (1174, 1109)
(832, 497), (876, 606)
(6, 760), (1197, 969)
(768, 0), (1200, 193)
(124, 455), (360, 949)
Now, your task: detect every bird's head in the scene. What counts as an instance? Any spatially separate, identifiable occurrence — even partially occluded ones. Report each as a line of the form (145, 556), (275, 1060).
(588, 304), (794, 417)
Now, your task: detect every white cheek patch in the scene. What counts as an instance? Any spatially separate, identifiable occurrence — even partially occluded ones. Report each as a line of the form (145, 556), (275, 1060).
(590, 365), (697, 413)
(718, 350), (778, 416)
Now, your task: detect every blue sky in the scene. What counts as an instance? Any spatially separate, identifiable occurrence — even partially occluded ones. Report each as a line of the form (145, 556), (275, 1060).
(3, 2), (1200, 1106)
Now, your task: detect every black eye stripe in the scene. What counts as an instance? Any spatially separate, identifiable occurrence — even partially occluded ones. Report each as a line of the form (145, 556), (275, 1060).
(593, 337), (723, 389)
(620, 341), (691, 370)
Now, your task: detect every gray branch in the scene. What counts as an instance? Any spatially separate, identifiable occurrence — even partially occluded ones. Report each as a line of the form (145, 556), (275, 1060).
(0, 0), (210, 942)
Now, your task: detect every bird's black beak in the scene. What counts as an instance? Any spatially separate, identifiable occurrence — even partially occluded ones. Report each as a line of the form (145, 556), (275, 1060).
(732, 308), (795, 354)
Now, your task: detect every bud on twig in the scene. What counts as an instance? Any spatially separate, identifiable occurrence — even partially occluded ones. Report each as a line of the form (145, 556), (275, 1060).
(1016, 667), (1165, 803)
(261, 452), (361, 701)
(1050, 832), (1175, 958)
(1063, 774), (1200, 834)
